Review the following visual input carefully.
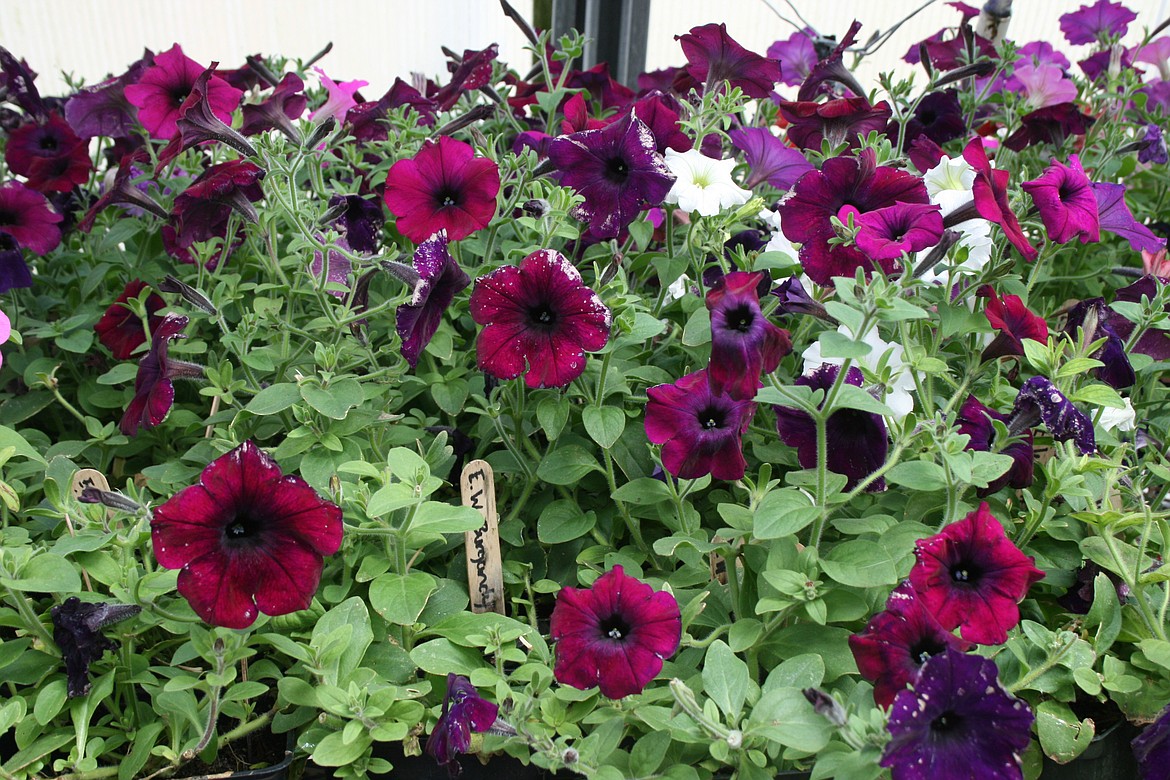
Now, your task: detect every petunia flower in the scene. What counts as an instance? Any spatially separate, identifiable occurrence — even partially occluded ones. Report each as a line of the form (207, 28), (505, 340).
(1060, 0), (1137, 45)
(1113, 276), (1170, 360)
(470, 248), (611, 389)
(119, 314), (204, 436)
(706, 271), (791, 399)
(383, 136), (501, 243)
(550, 565), (681, 699)
(802, 323), (919, 419)
(772, 275), (833, 321)
(309, 236), (353, 300)
(1099, 397), (1137, 432)
(881, 649), (1034, 780)
(51, 597), (141, 698)
(431, 44), (499, 112)
(0, 181), (63, 292)
(797, 20), (867, 100)
(956, 395), (1034, 495)
(777, 97), (893, 153)
(1014, 63), (1078, 110)
(1133, 36), (1170, 81)
(628, 91), (692, 155)
(157, 65), (258, 166)
(900, 89), (967, 146)
(854, 202), (944, 262)
(663, 149), (751, 217)
(94, 279), (165, 360)
(849, 582), (975, 709)
(728, 126), (814, 190)
(0, 309), (10, 370)
(397, 231), (471, 368)
(1009, 376), (1096, 454)
(1133, 704), (1170, 779)
(645, 368), (757, 480)
(548, 112), (674, 241)
(961, 137), (1039, 261)
(1065, 298), (1135, 389)
(767, 29), (819, 88)
(4, 113), (93, 192)
(307, 67), (367, 123)
(325, 194), (384, 255)
(151, 440), (343, 629)
(1091, 182), (1166, 253)
(168, 159), (266, 257)
(982, 289), (1049, 361)
(774, 363), (888, 491)
(676, 23), (781, 98)
(240, 71), (307, 144)
(124, 44), (241, 140)
(64, 53), (151, 139)
(78, 158), (169, 233)
(1003, 102), (1095, 152)
(1138, 123), (1169, 166)
(426, 674), (507, 771)
(1021, 155), (1099, 245)
(910, 502), (1045, 645)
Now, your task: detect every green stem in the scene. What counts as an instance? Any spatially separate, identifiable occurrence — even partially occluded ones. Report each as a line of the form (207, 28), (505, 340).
(1, 581), (55, 650)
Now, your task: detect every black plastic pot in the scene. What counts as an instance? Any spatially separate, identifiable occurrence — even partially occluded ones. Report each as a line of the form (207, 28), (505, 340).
(1040, 721), (1140, 778)
(176, 734), (293, 779)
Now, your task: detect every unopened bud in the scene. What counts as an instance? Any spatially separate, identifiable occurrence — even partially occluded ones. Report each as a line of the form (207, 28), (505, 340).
(79, 487), (143, 513)
(561, 748), (579, 764)
(158, 275), (217, 316)
(726, 730), (743, 749)
(803, 687), (847, 727)
(304, 117), (336, 149)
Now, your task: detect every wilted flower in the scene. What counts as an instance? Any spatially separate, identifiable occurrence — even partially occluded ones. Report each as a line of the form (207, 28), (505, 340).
(645, 369), (756, 480)
(426, 674), (504, 771)
(1021, 155), (1099, 245)
(956, 395), (1034, 495)
(397, 231), (471, 368)
(94, 279), (165, 359)
(663, 149), (751, 216)
(124, 44), (241, 140)
(1138, 123), (1169, 166)
(51, 597), (141, 698)
(706, 271), (791, 400)
(119, 314), (203, 436)
(240, 71), (307, 143)
(1065, 298), (1135, 389)
(675, 23), (781, 98)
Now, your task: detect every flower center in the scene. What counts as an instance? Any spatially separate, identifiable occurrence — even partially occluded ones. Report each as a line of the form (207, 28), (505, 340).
(223, 513), (263, 545)
(38, 133), (59, 152)
(726, 304), (755, 333)
(931, 710), (961, 735)
(528, 304), (557, 329)
(600, 614), (632, 641)
(436, 187), (460, 208)
(698, 406), (725, 430)
(908, 638), (946, 665)
(950, 561), (982, 586)
(605, 156), (630, 183)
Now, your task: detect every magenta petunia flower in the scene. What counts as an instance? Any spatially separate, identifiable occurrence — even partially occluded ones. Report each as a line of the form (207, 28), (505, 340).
(1133, 705), (1170, 780)
(94, 279), (165, 360)
(849, 582), (975, 709)
(51, 598), (140, 698)
(307, 67), (366, 123)
(853, 202), (944, 262)
(397, 231), (471, 368)
(240, 71), (307, 144)
(774, 364), (888, 491)
(1014, 63), (1079, 110)
(169, 159), (266, 254)
(157, 65), (258, 166)
(1021, 155), (1099, 245)
(645, 368), (756, 480)
(1009, 376), (1096, 454)
(1003, 102), (1094, 152)
(4, 113), (93, 193)
(706, 271), (791, 400)
(982, 289), (1049, 361)
(426, 674), (502, 770)
(779, 148), (931, 285)
(1065, 298), (1135, 389)
(956, 395), (1034, 495)
(1092, 182), (1166, 253)
(119, 313), (203, 436)
(676, 23), (780, 98)
(910, 503), (1045, 645)
(124, 44), (241, 140)
(0, 181), (63, 292)
(550, 565), (681, 699)
(728, 126), (814, 190)
(151, 440), (343, 629)
(1060, 0), (1137, 45)
(548, 112), (674, 241)
(961, 137), (1039, 261)
(383, 136), (500, 244)
(882, 649), (1034, 780)
(777, 97), (893, 153)
(767, 29), (819, 88)
(470, 248), (610, 389)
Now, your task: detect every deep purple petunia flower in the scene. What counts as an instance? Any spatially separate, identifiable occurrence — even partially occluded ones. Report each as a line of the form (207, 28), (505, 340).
(853, 202), (944, 262)
(849, 582), (975, 709)
(728, 126), (814, 190)
(0, 181), (63, 292)
(550, 565), (681, 699)
(910, 502), (1044, 645)
(151, 440), (343, 629)
(901, 89), (967, 146)
(432, 43), (499, 111)
(4, 113), (93, 193)
(470, 248), (611, 389)
(326, 194), (384, 254)
(169, 159), (266, 256)
(1060, 0), (1137, 45)
(1091, 182), (1166, 253)
(767, 29), (819, 88)
(1065, 298), (1135, 389)
(1003, 103), (1094, 152)
(427, 674), (502, 770)
(1139, 124), (1169, 166)
(772, 275), (834, 321)
(797, 20), (867, 101)
(881, 649), (1034, 780)
(645, 368), (757, 480)
(962, 138), (1039, 261)
(779, 148), (931, 285)
(124, 44), (242, 140)
(1010, 376), (1096, 454)
(956, 395), (1034, 495)
(1112, 276), (1170, 360)
(982, 289), (1049, 361)
(1021, 155), (1099, 245)
(706, 271), (791, 400)
(777, 97), (893, 153)
(94, 279), (165, 360)
(240, 72), (307, 144)
(383, 136), (500, 244)
(548, 112), (674, 241)
(397, 231), (471, 368)
(676, 23), (781, 98)
(64, 53), (151, 139)
(120, 313), (204, 436)
(629, 91), (692, 155)
(774, 364), (888, 491)
(1133, 704), (1170, 779)
(158, 65), (258, 166)
(51, 597), (141, 698)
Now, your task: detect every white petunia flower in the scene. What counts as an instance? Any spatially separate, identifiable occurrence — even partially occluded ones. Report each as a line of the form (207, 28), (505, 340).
(802, 323), (920, 419)
(917, 155), (994, 284)
(759, 208), (799, 261)
(1099, 398), (1136, 432)
(663, 148), (751, 216)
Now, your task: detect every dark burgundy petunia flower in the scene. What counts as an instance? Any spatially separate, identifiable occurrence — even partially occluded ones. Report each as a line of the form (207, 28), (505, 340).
(51, 597), (141, 698)
(240, 72), (307, 143)
(910, 502), (1044, 645)
(767, 29), (819, 88)
(550, 565), (681, 699)
(77, 158), (169, 233)
(4, 113), (93, 193)
(981, 289), (1048, 361)
(849, 582), (975, 709)
(384, 136), (500, 243)
(124, 44), (241, 140)
(1112, 276), (1170, 360)
(779, 147), (931, 285)
(565, 63), (635, 111)
(470, 248), (610, 389)
(629, 91), (692, 155)
(0, 46), (47, 119)
(120, 313), (203, 436)
(94, 279), (165, 360)
(1010, 376), (1096, 454)
(431, 43), (498, 111)
(1065, 298), (1135, 389)
(962, 138), (1039, 261)
(397, 231), (471, 368)
(0, 181), (63, 292)
(728, 126), (814, 189)
(427, 674), (503, 770)
(158, 65), (257, 166)
(1133, 704), (1170, 779)
(560, 92), (606, 134)
(778, 97), (893, 152)
(645, 368), (757, 480)
(345, 78), (439, 143)
(901, 89), (967, 146)
(956, 395), (1034, 495)
(1021, 155), (1099, 245)
(1003, 102), (1094, 152)
(797, 20), (867, 101)
(326, 193), (384, 254)
(1091, 182), (1166, 253)
(908, 135), (945, 174)
(1060, 0), (1136, 44)
(707, 271), (791, 400)
(548, 112), (674, 241)
(676, 23), (781, 98)
(151, 440), (343, 629)
(169, 159), (266, 256)
(65, 53), (151, 139)
(774, 364), (888, 491)
(881, 649), (1034, 780)
(853, 202), (944, 262)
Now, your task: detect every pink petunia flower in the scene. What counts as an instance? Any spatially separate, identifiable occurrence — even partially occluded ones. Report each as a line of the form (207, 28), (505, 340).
(1021, 154), (1099, 245)
(308, 67), (367, 123)
(124, 44), (242, 140)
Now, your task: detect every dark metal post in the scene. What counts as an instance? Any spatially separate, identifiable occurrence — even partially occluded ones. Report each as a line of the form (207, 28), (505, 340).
(547, 0), (651, 87)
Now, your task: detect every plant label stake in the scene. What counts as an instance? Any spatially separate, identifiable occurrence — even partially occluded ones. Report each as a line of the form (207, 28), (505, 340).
(71, 468), (110, 499)
(461, 459), (505, 614)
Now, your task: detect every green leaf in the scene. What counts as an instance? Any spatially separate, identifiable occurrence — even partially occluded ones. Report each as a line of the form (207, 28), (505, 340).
(277, 677), (319, 708)
(536, 446), (602, 485)
(1085, 573), (1122, 655)
(96, 363), (140, 385)
(611, 477), (674, 505)
(0, 425), (46, 464)
(582, 405), (625, 449)
(405, 502), (485, 539)
(536, 396), (569, 441)
(682, 307), (711, 346)
(410, 638), (487, 676)
(887, 461), (948, 492)
(747, 687), (832, 752)
(1071, 383), (1126, 409)
(1, 553), (81, 592)
(369, 572), (437, 625)
(1036, 700), (1094, 764)
(33, 678), (67, 725)
(311, 598), (372, 686)
(820, 541), (904, 587)
(1140, 639), (1170, 672)
(728, 619), (763, 653)
(313, 730), (372, 767)
(702, 640), (749, 722)
(817, 330), (873, 359)
(245, 383), (303, 415)
(299, 378), (364, 419)
(119, 722), (164, 780)
(832, 384), (894, 417)
(764, 654), (825, 691)
(753, 488), (820, 539)
(431, 379), (469, 416)
(537, 499), (596, 544)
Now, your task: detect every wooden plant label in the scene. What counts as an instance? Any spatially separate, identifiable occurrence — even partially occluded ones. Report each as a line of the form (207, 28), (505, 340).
(71, 468), (110, 500)
(460, 460), (505, 615)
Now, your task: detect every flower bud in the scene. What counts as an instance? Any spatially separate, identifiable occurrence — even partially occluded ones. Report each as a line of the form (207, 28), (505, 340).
(158, 275), (218, 316)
